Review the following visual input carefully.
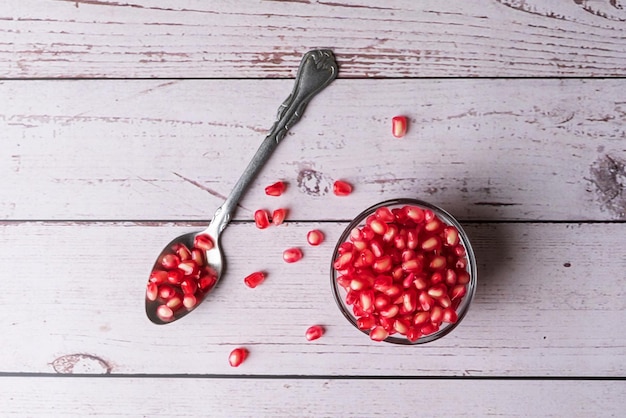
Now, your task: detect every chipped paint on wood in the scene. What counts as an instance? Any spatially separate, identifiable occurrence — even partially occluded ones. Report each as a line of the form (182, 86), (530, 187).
(51, 353), (112, 374)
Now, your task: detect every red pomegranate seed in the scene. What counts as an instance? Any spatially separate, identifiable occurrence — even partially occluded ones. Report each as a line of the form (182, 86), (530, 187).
(228, 348), (248, 367)
(424, 209), (436, 223)
(180, 278), (197, 295)
(333, 180), (352, 196)
(149, 270), (168, 285)
(442, 307), (459, 323)
(427, 284), (447, 299)
(457, 270), (470, 285)
(379, 304), (399, 318)
(438, 295), (452, 309)
(357, 315), (377, 330)
(160, 253), (180, 270)
(413, 274), (429, 290)
(333, 252), (354, 270)
(254, 209), (270, 229)
(445, 269), (457, 286)
(368, 219), (388, 235)
(166, 295), (183, 311)
(156, 305), (174, 321)
(178, 260), (199, 277)
(418, 291), (434, 311)
(272, 208), (287, 226)
(406, 230), (419, 249)
(198, 274), (217, 292)
(406, 327), (421, 342)
(372, 255), (393, 273)
(450, 284), (467, 300)
(193, 234), (214, 251)
(403, 289), (418, 313)
(405, 206), (424, 223)
(166, 269), (184, 285)
(244, 271), (266, 288)
(265, 181), (286, 196)
(375, 206), (395, 223)
(191, 248), (205, 266)
(174, 243), (192, 261)
(429, 255), (447, 270)
(183, 294), (197, 309)
(391, 116), (408, 138)
(383, 284), (402, 299)
(420, 322), (439, 336)
(283, 247), (303, 263)
(413, 311), (430, 326)
(425, 219), (443, 233)
(443, 226), (460, 246)
(158, 285), (176, 300)
(146, 282), (158, 301)
(421, 235), (441, 252)
(401, 259), (422, 272)
(394, 318), (410, 335)
(370, 326), (389, 341)
(430, 306), (444, 325)
(306, 230), (324, 246)
(305, 325), (325, 341)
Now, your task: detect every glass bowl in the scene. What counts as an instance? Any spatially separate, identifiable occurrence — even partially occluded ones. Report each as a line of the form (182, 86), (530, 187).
(330, 198), (477, 344)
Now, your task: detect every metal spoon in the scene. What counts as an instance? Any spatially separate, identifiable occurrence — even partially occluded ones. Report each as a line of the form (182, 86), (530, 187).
(146, 50), (338, 324)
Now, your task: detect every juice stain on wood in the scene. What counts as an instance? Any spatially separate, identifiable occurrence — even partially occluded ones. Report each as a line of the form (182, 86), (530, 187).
(51, 354), (112, 374)
(588, 153), (626, 219)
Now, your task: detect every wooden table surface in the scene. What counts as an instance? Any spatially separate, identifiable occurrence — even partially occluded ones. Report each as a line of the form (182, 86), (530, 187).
(2, 1), (626, 417)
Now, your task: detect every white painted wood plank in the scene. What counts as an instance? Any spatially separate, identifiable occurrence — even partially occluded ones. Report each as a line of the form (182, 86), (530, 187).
(1, 377), (623, 418)
(2, 0), (626, 78)
(0, 221), (624, 376)
(2, 78), (625, 221)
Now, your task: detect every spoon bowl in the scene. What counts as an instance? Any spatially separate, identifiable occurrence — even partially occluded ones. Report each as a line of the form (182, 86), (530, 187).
(145, 50), (338, 324)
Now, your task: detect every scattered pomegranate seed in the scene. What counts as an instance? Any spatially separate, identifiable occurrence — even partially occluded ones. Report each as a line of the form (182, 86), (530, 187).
(243, 271), (266, 288)
(333, 180), (352, 196)
(306, 230), (324, 246)
(305, 325), (325, 341)
(391, 116), (408, 138)
(254, 209), (270, 229)
(332, 204), (471, 341)
(264, 181), (286, 196)
(228, 348), (248, 367)
(193, 234), (214, 252)
(272, 208), (287, 226)
(283, 247), (303, 263)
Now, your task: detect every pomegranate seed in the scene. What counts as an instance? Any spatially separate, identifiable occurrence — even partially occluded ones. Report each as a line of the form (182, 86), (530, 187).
(429, 255), (447, 270)
(254, 209), (270, 229)
(180, 278), (197, 295)
(404, 206), (424, 223)
(413, 275), (429, 290)
(442, 307), (459, 323)
(305, 325), (325, 341)
(403, 289), (418, 313)
(421, 235), (441, 252)
(406, 327), (421, 342)
(228, 348), (248, 367)
(264, 181), (286, 196)
(272, 208), (287, 226)
(457, 270), (471, 285)
(193, 234), (214, 251)
(420, 322), (439, 336)
(401, 259), (422, 273)
(183, 294), (197, 309)
(198, 274), (217, 292)
(336, 275), (352, 290)
(357, 249), (375, 267)
(413, 311), (430, 326)
(406, 230), (419, 249)
(360, 290), (374, 312)
(166, 295), (183, 311)
(372, 255), (393, 273)
(425, 219), (443, 233)
(368, 219), (388, 235)
(166, 269), (184, 285)
(174, 243), (192, 261)
(178, 260), (199, 277)
(454, 244), (467, 257)
(156, 305), (174, 321)
(283, 247), (303, 263)
(333, 252), (353, 270)
(191, 248), (205, 266)
(149, 270), (168, 285)
(158, 285), (176, 300)
(443, 226), (460, 246)
(418, 291), (434, 311)
(383, 284), (402, 299)
(306, 229), (324, 246)
(160, 253), (180, 270)
(424, 209), (436, 223)
(375, 206), (395, 223)
(374, 294), (391, 310)
(333, 180), (353, 196)
(146, 282), (158, 301)
(450, 284), (467, 300)
(445, 269), (457, 286)
(370, 326), (389, 341)
(370, 240), (384, 258)
(430, 271), (444, 285)
(430, 306), (444, 325)
(379, 304), (399, 318)
(427, 285), (447, 299)
(394, 318), (410, 335)
(391, 115), (408, 138)
(438, 295), (452, 309)
(244, 271), (266, 288)
(402, 272), (416, 289)
(357, 315), (377, 330)
(382, 224), (398, 242)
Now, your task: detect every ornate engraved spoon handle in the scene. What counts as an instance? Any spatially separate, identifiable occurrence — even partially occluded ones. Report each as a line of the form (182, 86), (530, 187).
(208, 50), (338, 234)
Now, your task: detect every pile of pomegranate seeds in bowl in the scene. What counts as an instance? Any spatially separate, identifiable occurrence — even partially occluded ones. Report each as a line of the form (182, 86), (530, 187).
(330, 198), (477, 344)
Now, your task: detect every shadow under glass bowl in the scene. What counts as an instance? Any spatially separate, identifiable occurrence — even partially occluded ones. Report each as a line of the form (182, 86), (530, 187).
(330, 198), (477, 345)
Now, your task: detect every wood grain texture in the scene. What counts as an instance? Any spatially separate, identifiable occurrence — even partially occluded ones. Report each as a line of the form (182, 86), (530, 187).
(2, 0), (626, 78)
(2, 78), (625, 221)
(1, 377), (624, 418)
(1, 221), (624, 376)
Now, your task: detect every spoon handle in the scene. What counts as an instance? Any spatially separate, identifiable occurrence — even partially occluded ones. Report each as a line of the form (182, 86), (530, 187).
(207, 50), (338, 234)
